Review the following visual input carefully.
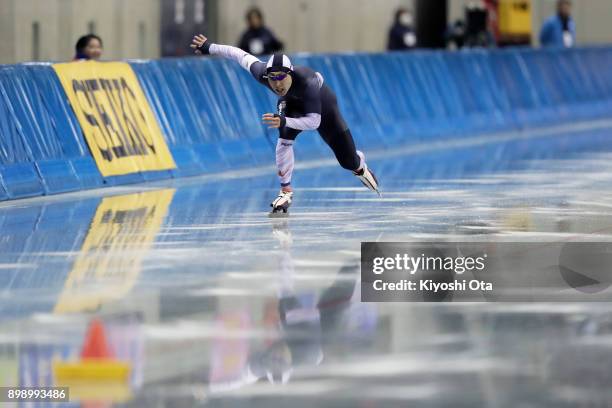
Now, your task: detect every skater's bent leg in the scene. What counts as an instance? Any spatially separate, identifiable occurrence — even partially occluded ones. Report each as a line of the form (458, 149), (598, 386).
(319, 127), (361, 172)
(316, 98), (379, 192)
(317, 86), (362, 171)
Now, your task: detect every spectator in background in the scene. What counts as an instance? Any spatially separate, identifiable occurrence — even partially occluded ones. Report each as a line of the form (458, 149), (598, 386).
(238, 7), (283, 56)
(464, 1), (495, 48)
(447, 19), (467, 50)
(387, 8), (417, 51)
(74, 34), (103, 60)
(539, 0), (575, 48)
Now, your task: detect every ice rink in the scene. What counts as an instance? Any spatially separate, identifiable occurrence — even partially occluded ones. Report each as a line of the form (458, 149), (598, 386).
(2, 135), (612, 407)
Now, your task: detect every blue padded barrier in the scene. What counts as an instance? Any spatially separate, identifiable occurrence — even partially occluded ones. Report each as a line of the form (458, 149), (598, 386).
(23, 65), (90, 157)
(70, 156), (104, 190)
(35, 160), (80, 194)
(0, 64), (104, 198)
(175, 58), (275, 167)
(142, 170), (175, 182)
(24, 65), (105, 191)
(193, 143), (230, 171)
(0, 66), (80, 195)
(0, 163), (45, 199)
(169, 145), (206, 177)
(0, 179), (7, 201)
(2, 47), (612, 201)
(131, 58), (277, 170)
(129, 48), (612, 183)
(131, 60), (204, 147)
(103, 172), (146, 187)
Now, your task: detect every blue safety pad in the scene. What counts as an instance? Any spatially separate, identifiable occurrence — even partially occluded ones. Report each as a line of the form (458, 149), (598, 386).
(70, 157), (104, 190)
(23, 64), (90, 157)
(0, 163), (45, 199)
(169, 145), (206, 177)
(0, 177), (8, 201)
(142, 170), (174, 182)
(0, 64), (99, 198)
(35, 159), (80, 194)
(103, 172), (146, 187)
(193, 143), (230, 171)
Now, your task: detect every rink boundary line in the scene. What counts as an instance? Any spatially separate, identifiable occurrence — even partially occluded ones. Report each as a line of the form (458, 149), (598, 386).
(1, 118), (611, 209)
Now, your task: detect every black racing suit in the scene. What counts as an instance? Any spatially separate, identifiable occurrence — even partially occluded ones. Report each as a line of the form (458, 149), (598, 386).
(249, 63), (361, 171)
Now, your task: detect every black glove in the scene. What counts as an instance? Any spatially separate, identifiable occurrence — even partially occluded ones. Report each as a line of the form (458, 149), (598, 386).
(197, 40), (212, 55)
(274, 114), (286, 128)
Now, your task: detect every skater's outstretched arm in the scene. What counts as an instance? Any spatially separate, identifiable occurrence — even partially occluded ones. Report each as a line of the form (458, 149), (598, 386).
(191, 34), (267, 80)
(193, 34), (321, 132)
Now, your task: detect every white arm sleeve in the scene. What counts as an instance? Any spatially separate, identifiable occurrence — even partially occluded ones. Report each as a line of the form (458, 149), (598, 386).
(209, 43), (260, 72)
(285, 113), (322, 131)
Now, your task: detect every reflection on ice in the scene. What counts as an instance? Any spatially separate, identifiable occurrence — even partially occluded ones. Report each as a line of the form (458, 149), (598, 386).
(208, 219), (375, 392)
(1, 150), (612, 405)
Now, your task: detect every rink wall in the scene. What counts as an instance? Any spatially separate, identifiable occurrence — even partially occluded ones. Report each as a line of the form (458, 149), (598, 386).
(1, 47), (612, 201)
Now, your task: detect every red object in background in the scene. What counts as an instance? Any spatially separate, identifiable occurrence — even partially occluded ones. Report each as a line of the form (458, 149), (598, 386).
(80, 319), (114, 360)
(484, 0), (500, 43)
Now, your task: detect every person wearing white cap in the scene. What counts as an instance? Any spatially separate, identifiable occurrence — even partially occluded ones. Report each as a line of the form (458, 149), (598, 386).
(191, 34), (380, 215)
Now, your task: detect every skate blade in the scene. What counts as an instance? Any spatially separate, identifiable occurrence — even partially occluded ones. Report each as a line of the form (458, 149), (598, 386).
(361, 182), (382, 198)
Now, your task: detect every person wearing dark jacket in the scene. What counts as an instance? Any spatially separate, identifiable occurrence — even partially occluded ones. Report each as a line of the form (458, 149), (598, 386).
(237, 7), (284, 56)
(387, 8), (417, 51)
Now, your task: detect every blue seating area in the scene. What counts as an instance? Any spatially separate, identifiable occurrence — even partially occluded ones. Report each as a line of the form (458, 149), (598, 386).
(1, 47), (612, 201)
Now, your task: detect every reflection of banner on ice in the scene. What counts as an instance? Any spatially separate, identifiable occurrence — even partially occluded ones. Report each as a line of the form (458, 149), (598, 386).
(54, 189), (175, 313)
(52, 61), (176, 176)
(0, 347), (18, 387)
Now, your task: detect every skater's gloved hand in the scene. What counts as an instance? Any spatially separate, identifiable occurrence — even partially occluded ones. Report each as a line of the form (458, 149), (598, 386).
(262, 113), (286, 129)
(191, 34), (209, 55)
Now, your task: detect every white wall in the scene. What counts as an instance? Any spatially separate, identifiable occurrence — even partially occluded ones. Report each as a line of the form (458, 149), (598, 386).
(216, 0), (415, 53)
(0, 0), (160, 64)
(0, 0), (16, 63)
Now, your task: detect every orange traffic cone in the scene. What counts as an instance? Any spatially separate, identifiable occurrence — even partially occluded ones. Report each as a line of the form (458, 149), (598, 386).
(80, 319), (114, 360)
(53, 317), (132, 394)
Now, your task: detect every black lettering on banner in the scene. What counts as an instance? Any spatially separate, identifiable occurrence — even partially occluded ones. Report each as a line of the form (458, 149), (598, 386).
(514, 1), (529, 12)
(84, 79), (120, 160)
(100, 78), (142, 157)
(72, 79), (113, 161)
(112, 78), (148, 157)
(85, 79), (128, 161)
(121, 78), (157, 155)
(113, 79), (147, 156)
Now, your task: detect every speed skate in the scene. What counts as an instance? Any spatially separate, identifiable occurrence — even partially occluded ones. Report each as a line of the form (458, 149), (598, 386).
(355, 165), (381, 197)
(269, 190), (293, 217)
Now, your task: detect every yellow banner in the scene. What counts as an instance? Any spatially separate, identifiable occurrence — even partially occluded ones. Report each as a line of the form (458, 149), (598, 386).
(53, 61), (176, 176)
(54, 189), (175, 313)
